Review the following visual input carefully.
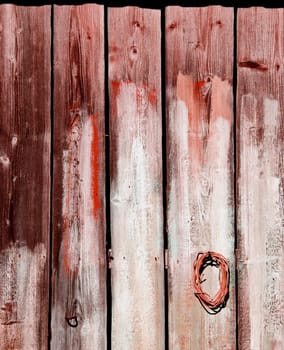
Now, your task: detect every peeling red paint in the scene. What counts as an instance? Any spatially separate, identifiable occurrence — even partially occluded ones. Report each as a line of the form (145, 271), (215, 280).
(111, 81), (121, 99)
(90, 115), (101, 217)
(194, 79), (206, 89)
(147, 87), (157, 106)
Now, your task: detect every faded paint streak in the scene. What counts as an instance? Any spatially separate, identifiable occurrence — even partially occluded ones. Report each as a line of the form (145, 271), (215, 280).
(0, 242), (46, 349)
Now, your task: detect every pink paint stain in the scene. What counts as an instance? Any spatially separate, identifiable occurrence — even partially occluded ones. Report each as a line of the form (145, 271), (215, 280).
(176, 73), (205, 170)
(112, 80), (158, 110)
(176, 72), (232, 170)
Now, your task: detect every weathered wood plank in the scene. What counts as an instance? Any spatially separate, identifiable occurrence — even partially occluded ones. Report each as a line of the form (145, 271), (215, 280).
(0, 5), (51, 349)
(237, 8), (284, 350)
(166, 6), (236, 349)
(108, 7), (164, 349)
(51, 5), (106, 349)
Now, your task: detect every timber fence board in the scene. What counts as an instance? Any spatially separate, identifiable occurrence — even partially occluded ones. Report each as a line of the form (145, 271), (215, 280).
(51, 5), (106, 349)
(237, 7), (284, 350)
(0, 5), (51, 349)
(166, 6), (236, 349)
(108, 6), (165, 350)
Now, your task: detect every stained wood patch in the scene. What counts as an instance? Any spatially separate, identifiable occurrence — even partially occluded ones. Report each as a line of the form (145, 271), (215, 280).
(51, 5), (106, 349)
(166, 6), (236, 349)
(0, 5), (51, 349)
(237, 8), (284, 349)
(108, 7), (165, 349)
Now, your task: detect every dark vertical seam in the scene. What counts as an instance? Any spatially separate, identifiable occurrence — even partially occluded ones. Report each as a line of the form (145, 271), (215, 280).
(233, 6), (239, 350)
(104, 3), (112, 350)
(48, 4), (54, 350)
(161, 6), (169, 350)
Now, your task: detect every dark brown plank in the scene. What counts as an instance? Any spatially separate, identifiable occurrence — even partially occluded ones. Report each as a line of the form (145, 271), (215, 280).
(108, 7), (164, 349)
(237, 8), (284, 349)
(166, 6), (236, 349)
(0, 5), (51, 349)
(51, 5), (106, 349)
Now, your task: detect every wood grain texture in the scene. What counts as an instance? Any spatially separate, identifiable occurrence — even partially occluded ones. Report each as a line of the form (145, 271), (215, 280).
(0, 5), (51, 349)
(108, 7), (164, 350)
(166, 7), (236, 349)
(237, 8), (284, 350)
(51, 5), (106, 349)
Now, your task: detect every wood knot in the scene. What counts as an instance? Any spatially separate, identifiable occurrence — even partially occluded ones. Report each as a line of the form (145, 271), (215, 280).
(65, 315), (78, 328)
(129, 46), (138, 61)
(133, 20), (140, 28)
(169, 22), (177, 30)
(65, 299), (82, 328)
(239, 61), (268, 71)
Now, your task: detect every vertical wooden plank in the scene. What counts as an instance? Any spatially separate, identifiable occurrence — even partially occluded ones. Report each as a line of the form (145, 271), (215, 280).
(166, 6), (236, 349)
(0, 5), (50, 349)
(108, 7), (164, 349)
(52, 5), (106, 349)
(237, 8), (284, 350)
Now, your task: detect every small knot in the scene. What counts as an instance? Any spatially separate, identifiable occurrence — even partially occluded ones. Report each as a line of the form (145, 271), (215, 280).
(169, 22), (177, 30)
(65, 315), (78, 328)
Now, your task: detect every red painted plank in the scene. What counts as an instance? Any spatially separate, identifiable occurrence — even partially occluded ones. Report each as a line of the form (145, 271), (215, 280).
(0, 5), (51, 349)
(237, 8), (284, 349)
(51, 5), (106, 349)
(108, 7), (165, 349)
(166, 6), (236, 349)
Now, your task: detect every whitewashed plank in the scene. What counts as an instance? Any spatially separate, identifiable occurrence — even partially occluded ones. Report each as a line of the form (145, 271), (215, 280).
(166, 6), (236, 349)
(108, 7), (164, 350)
(237, 8), (284, 350)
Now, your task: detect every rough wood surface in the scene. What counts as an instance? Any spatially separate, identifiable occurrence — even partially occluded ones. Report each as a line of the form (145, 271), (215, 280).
(166, 6), (236, 349)
(51, 5), (106, 349)
(108, 7), (164, 350)
(0, 5), (51, 349)
(237, 8), (284, 350)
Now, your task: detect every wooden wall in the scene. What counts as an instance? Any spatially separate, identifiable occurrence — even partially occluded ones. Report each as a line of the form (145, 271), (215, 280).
(0, 4), (283, 350)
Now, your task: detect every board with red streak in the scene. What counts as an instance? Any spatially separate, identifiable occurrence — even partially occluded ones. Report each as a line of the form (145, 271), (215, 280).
(108, 7), (165, 350)
(0, 5), (51, 349)
(51, 5), (106, 349)
(166, 6), (236, 349)
(237, 8), (284, 350)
